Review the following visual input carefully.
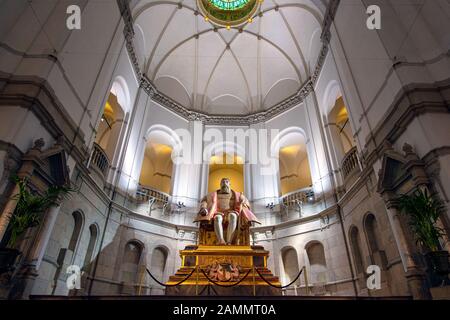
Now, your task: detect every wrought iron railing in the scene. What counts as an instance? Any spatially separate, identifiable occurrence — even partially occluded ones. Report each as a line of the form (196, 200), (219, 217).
(90, 143), (110, 176)
(341, 146), (359, 179)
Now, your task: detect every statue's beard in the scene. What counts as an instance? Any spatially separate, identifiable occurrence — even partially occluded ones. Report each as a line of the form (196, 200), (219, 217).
(220, 185), (231, 194)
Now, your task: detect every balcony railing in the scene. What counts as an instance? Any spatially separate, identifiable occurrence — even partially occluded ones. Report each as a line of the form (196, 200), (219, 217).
(136, 185), (170, 205)
(281, 187), (315, 209)
(90, 143), (110, 177)
(341, 146), (359, 179)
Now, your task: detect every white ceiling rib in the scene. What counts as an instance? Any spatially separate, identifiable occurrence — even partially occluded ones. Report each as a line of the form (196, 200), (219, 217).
(132, 0), (324, 116)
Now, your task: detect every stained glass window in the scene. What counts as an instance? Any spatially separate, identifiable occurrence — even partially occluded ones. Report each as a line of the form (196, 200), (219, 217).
(209, 0), (251, 11)
(198, 0), (260, 27)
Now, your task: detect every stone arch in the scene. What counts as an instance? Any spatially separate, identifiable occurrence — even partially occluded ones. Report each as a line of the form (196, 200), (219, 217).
(110, 76), (131, 113)
(322, 80), (342, 116)
(68, 210), (84, 259)
(145, 124), (183, 155)
(363, 212), (387, 269)
(83, 223), (99, 272)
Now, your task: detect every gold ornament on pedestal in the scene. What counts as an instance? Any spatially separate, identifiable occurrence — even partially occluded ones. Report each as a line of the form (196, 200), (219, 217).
(165, 178), (281, 296)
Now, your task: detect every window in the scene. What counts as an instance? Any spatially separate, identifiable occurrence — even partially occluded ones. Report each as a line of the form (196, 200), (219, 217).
(95, 93), (125, 161)
(209, 0), (250, 10)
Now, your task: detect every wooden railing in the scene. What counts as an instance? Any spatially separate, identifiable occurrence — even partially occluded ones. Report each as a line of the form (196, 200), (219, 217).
(341, 146), (359, 179)
(90, 143), (110, 176)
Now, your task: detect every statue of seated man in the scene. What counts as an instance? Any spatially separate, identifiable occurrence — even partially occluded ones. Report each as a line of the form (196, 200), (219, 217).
(195, 178), (260, 245)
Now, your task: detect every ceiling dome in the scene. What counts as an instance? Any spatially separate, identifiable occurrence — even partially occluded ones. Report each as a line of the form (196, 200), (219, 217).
(132, 0), (323, 116)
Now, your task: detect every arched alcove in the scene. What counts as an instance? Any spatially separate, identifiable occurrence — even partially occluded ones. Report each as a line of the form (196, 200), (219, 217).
(272, 127), (313, 196)
(68, 211), (84, 255)
(95, 77), (130, 163)
(150, 247), (168, 286)
(364, 213), (387, 269)
(139, 125), (182, 196)
(208, 153), (244, 193)
(328, 96), (354, 157)
(349, 226), (365, 275)
(83, 224), (98, 272)
(281, 247), (300, 286)
(204, 141), (247, 195)
(306, 241), (327, 284)
(121, 240), (144, 291)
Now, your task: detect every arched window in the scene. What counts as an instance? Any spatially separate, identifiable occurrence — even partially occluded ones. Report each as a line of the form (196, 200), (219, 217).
(139, 142), (174, 195)
(121, 241), (143, 286)
(83, 224), (98, 272)
(95, 92), (125, 161)
(327, 96), (355, 159)
(281, 247), (300, 286)
(275, 129), (313, 196)
(139, 126), (180, 196)
(68, 211), (83, 254)
(364, 214), (387, 269)
(349, 226), (365, 274)
(306, 242), (327, 284)
(208, 153), (244, 193)
(150, 247), (168, 285)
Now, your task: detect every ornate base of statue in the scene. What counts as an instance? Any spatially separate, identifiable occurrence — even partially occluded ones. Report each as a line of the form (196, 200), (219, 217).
(165, 178), (281, 296)
(165, 245), (281, 296)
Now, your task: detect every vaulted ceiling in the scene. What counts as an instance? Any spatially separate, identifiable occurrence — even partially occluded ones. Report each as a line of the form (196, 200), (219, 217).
(131, 0), (325, 115)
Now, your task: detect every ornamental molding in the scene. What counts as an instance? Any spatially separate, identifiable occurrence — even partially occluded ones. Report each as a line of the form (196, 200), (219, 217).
(117, 0), (340, 125)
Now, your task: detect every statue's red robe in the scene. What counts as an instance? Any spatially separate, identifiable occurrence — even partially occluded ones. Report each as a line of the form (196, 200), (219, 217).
(194, 190), (260, 225)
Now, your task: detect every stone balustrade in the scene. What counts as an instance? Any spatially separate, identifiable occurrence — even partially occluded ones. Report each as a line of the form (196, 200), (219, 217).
(341, 146), (359, 180)
(90, 143), (110, 177)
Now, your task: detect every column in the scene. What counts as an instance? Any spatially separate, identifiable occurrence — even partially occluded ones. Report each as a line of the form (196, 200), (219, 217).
(384, 197), (431, 299)
(27, 204), (62, 270)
